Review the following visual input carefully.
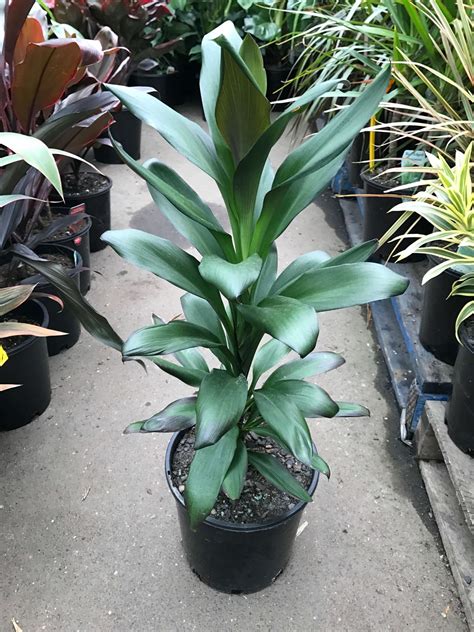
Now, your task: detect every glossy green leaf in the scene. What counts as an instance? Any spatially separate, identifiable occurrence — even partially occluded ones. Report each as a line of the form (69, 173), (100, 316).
(195, 370), (248, 449)
(252, 243), (277, 304)
(248, 452), (312, 503)
(254, 390), (313, 466)
(174, 347), (209, 373)
(271, 251), (331, 295)
(265, 352), (345, 386)
(311, 454), (330, 478)
(320, 240), (379, 268)
(239, 34), (266, 94)
(123, 321), (224, 357)
(0, 132), (63, 197)
(105, 83), (225, 183)
(149, 356), (208, 387)
(102, 229), (216, 301)
(265, 380), (338, 418)
(335, 402), (370, 418)
(215, 46), (270, 164)
(181, 293), (226, 344)
(222, 439), (248, 500)
(238, 296), (318, 357)
(280, 262), (409, 311)
(199, 254), (262, 299)
(251, 338), (291, 385)
(185, 426), (239, 528)
(124, 397), (197, 434)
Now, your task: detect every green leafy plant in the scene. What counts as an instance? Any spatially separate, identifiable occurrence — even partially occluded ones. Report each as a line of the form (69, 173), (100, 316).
(380, 142), (474, 338)
(20, 23), (409, 527)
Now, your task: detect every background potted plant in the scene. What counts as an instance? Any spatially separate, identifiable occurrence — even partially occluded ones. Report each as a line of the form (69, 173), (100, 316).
(379, 144), (473, 451)
(20, 23), (409, 593)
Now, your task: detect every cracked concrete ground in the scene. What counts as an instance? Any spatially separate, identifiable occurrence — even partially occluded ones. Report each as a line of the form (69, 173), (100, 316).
(0, 104), (467, 631)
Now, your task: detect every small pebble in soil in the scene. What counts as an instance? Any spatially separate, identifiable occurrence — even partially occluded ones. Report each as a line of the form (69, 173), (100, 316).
(171, 429), (313, 525)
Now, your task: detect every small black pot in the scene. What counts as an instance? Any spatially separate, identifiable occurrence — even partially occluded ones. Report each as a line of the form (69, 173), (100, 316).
(93, 109), (142, 164)
(265, 64), (292, 111)
(57, 173), (112, 252)
(165, 431), (319, 594)
(31, 245), (82, 356)
(361, 169), (430, 262)
(419, 257), (471, 365)
(348, 132), (368, 189)
(40, 209), (92, 294)
(0, 299), (51, 431)
(446, 319), (474, 454)
(129, 70), (185, 107)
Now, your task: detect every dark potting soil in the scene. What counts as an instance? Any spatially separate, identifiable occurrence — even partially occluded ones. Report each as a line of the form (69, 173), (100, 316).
(33, 210), (88, 241)
(62, 172), (110, 198)
(363, 166), (401, 190)
(171, 429), (313, 525)
(0, 253), (74, 287)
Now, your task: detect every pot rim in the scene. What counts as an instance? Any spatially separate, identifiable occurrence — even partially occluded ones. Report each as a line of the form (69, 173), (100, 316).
(23, 244), (83, 289)
(165, 429), (319, 533)
(59, 172), (112, 201)
(40, 215), (92, 247)
(3, 298), (49, 358)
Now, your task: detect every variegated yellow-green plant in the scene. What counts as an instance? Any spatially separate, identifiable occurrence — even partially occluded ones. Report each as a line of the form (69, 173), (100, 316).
(380, 143), (474, 339)
(18, 23), (409, 527)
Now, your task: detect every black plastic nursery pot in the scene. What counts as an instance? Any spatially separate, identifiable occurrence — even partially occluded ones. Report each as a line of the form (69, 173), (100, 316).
(31, 245), (82, 356)
(165, 431), (319, 594)
(361, 169), (430, 262)
(419, 257), (471, 366)
(129, 70), (186, 107)
(348, 132), (368, 189)
(0, 299), (51, 431)
(93, 109), (142, 164)
(40, 208), (92, 295)
(265, 64), (292, 111)
(57, 173), (112, 252)
(446, 318), (474, 454)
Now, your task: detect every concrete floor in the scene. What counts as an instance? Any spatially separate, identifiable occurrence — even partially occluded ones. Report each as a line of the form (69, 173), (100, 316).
(0, 104), (467, 631)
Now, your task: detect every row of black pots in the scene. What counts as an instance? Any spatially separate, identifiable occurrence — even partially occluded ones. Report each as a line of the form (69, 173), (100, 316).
(346, 133), (473, 454)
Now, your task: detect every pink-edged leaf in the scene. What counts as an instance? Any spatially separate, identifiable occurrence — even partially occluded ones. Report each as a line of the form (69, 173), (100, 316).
(0, 321), (66, 338)
(3, 0), (35, 65)
(13, 16), (44, 66)
(0, 284), (35, 316)
(0, 384), (21, 392)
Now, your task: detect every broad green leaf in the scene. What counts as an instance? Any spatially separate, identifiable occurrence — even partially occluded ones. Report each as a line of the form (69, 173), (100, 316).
(110, 140), (228, 239)
(311, 454), (330, 478)
(271, 251), (331, 295)
(251, 338), (291, 385)
(254, 390), (313, 466)
(320, 240), (379, 267)
(264, 380), (338, 418)
(0, 285), (34, 316)
(124, 397), (197, 434)
(102, 229), (216, 301)
(248, 452), (312, 503)
(0, 132), (63, 197)
(146, 177), (229, 258)
(222, 439), (248, 500)
(105, 83), (226, 183)
(150, 356), (208, 387)
(195, 370), (248, 449)
(151, 313), (209, 373)
(239, 34), (266, 93)
(199, 254), (262, 299)
(335, 402), (370, 417)
(185, 426), (239, 528)
(252, 242), (277, 304)
(123, 321), (224, 357)
(215, 46), (270, 164)
(233, 79), (340, 229)
(280, 262), (409, 311)
(238, 296), (318, 357)
(273, 67), (391, 187)
(181, 293), (226, 344)
(13, 252), (123, 351)
(265, 351), (345, 386)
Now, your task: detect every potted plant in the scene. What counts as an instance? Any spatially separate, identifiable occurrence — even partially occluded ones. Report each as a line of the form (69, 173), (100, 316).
(0, 284), (65, 430)
(20, 23), (409, 592)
